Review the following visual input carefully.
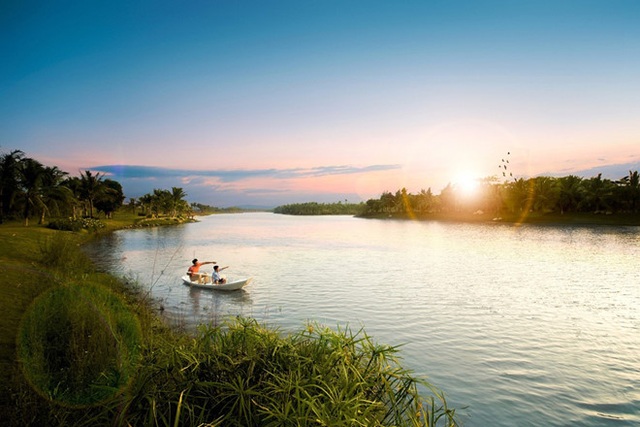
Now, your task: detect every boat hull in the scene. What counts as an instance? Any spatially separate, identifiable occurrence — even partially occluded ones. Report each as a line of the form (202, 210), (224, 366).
(181, 275), (251, 291)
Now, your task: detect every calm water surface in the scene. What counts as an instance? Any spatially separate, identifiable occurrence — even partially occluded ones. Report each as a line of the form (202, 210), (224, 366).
(86, 212), (640, 426)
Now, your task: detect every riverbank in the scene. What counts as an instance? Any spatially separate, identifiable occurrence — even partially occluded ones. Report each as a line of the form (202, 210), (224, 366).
(0, 212), (456, 426)
(358, 211), (640, 226)
(0, 213), (180, 418)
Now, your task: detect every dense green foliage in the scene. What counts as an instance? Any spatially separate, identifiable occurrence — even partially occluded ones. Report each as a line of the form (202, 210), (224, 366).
(0, 149), (201, 224)
(361, 172), (640, 219)
(0, 150), (128, 223)
(0, 149), (250, 224)
(274, 201), (365, 215)
(135, 187), (193, 219)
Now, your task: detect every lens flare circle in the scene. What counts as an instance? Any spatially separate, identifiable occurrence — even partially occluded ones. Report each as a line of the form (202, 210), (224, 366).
(17, 282), (142, 407)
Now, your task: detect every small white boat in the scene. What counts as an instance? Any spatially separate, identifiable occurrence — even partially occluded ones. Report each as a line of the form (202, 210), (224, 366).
(181, 275), (252, 291)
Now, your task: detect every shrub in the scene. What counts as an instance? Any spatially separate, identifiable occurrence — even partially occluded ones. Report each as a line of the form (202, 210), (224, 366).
(38, 233), (92, 274)
(11, 313), (457, 426)
(118, 318), (458, 427)
(47, 218), (105, 233)
(47, 218), (82, 232)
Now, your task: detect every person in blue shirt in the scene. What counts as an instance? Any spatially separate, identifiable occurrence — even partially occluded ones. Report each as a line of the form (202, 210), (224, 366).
(212, 265), (228, 284)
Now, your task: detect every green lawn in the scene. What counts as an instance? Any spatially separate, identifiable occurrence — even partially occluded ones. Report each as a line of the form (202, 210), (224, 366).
(0, 214), (158, 412)
(0, 223), (59, 395)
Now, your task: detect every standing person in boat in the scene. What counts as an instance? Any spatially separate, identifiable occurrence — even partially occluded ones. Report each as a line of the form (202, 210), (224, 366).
(187, 258), (216, 282)
(212, 265), (228, 284)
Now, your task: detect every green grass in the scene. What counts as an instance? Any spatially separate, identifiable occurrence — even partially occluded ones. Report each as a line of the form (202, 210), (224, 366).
(18, 281), (142, 407)
(0, 214), (458, 426)
(0, 222), (60, 401)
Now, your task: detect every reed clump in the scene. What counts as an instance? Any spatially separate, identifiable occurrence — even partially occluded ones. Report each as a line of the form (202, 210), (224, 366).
(114, 318), (457, 427)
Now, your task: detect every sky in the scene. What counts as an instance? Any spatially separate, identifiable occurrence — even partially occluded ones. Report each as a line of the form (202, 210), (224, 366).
(1, 0), (639, 207)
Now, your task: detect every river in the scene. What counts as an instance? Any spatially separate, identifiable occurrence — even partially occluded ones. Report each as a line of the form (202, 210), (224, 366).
(85, 212), (640, 426)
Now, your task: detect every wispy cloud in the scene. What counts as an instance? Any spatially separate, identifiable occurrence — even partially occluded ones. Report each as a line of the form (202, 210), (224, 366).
(86, 163), (400, 207)
(89, 164), (401, 182)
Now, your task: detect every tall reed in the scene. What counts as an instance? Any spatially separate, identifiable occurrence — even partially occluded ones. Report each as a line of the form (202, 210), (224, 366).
(116, 317), (457, 427)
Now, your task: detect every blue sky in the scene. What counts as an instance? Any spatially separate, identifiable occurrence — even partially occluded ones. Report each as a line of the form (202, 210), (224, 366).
(1, 0), (639, 207)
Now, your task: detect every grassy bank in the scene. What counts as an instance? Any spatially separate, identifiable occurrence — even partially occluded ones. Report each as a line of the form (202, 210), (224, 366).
(0, 214), (167, 420)
(0, 214), (457, 426)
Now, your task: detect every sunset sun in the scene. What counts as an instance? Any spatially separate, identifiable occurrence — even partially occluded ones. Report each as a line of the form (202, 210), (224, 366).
(454, 172), (480, 198)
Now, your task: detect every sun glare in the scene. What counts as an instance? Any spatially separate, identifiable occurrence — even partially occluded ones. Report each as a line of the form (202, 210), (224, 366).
(454, 172), (480, 198)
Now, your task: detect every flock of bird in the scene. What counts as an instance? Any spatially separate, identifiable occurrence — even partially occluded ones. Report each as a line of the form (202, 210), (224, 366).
(500, 151), (516, 181)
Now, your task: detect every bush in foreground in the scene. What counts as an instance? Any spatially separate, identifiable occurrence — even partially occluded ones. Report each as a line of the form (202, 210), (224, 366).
(116, 317), (457, 427)
(13, 315), (457, 426)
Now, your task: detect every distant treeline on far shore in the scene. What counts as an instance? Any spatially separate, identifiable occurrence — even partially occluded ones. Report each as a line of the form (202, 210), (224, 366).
(273, 201), (364, 215)
(275, 171), (640, 223)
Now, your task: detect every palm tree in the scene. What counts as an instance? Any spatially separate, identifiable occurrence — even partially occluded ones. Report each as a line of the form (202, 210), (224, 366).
(139, 193), (153, 216)
(581, 174), (615, 213)
(150, 189), (171, 217)
(181, 199), (195, 219)
(170, 187), (187, 217)
(531, 176), (559, 213)
(0, 149), (25, 222)
(619, 170), (640, 213)
(17, 157), (46, 226)
(505, 178), (533, 214)
(79, 170), (105, 218)
(556, 175), (584, 214)
(62, 176), (84, 219)
(38, 166), (73, 224)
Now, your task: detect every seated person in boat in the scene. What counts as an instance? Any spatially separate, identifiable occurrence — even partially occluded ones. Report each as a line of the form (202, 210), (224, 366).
(187, 258), (216, 283)
(212, 265), (228, 284)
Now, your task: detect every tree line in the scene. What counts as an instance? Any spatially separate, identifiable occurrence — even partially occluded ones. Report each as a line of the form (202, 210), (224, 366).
(191, 202), (245, 214)
(360, 171), (640, 217)
(0, 149), (193, 226)
(274, 201), (364, 215)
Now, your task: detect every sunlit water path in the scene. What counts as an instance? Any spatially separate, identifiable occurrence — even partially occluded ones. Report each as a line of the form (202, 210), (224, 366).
(85, 212), (640, 426)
